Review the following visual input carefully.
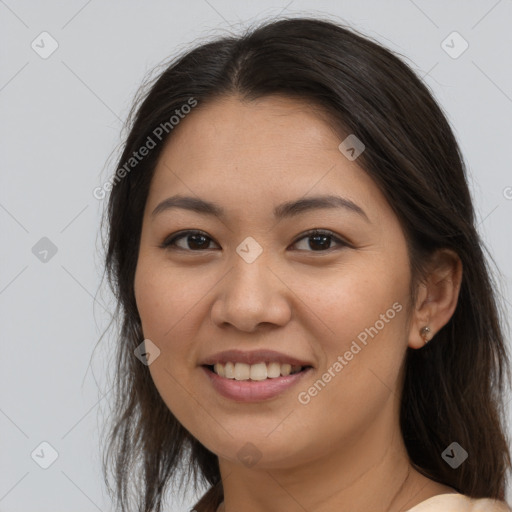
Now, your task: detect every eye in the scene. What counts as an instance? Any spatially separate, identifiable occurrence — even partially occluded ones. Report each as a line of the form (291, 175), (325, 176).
(160, 230), (219, 251)
(160, 229), (350, 253)
(291, 229), (350, 252)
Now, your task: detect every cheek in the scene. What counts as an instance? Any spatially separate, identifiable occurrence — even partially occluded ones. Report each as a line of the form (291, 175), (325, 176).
(291, 256), (409, 344)
(134, 255), (205, 342)
(134, 255), (221, 382)
(133, 260), (197, 402)
(134, 259), (207, 432)
(290, 276), (409, 452)
(293, 256), (410, 399)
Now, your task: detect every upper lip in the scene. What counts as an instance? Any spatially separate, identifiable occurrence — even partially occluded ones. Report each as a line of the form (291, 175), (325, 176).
(200, 349), (314, 367)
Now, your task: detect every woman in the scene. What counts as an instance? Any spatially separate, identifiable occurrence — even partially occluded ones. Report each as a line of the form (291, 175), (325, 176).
(100, 16), (512, 512)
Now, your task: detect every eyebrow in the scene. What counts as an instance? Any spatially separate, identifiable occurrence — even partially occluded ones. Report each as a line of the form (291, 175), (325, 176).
(151, 194), (370, 223)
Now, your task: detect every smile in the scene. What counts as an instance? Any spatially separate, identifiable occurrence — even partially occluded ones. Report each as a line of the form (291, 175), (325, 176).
(208, 361), (305, 381)
(202, 364), (313, 402)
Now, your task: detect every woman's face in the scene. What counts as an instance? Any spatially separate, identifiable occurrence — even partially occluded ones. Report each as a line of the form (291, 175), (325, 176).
(134, 94), (415, 469)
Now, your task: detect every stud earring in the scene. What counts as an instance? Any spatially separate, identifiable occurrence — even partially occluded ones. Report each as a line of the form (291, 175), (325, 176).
(420, 326), (432, 344)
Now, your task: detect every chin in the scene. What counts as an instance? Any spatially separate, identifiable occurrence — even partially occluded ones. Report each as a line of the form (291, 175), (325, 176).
(192, 425), (317, 470)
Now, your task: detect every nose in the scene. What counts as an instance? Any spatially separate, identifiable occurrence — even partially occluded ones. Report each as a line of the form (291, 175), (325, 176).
(210, 255), (292, 333)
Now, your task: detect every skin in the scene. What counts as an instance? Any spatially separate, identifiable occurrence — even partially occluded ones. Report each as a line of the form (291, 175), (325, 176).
(134, 95), (463, 512)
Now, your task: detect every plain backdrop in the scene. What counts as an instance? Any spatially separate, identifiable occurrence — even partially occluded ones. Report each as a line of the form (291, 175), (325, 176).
(1, 1), (511, 511)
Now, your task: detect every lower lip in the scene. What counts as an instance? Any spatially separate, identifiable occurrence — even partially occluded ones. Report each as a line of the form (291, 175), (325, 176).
(201, 366), (313, 402)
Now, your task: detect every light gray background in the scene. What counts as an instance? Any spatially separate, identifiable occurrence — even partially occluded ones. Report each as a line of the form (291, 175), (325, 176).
(1, 1), (511, 511)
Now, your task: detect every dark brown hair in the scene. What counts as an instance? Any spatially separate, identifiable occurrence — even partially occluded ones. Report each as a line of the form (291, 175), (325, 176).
(99, 16), (511, 512)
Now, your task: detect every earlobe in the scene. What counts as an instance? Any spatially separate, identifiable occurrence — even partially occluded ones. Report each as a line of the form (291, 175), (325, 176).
(419, 326), (432, 344)
(407, 249), (463, 350)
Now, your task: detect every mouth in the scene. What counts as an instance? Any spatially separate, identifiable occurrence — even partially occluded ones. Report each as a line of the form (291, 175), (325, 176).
(202, 364), (313, 402)
(200, 349), (314, 401)
(203, 362), (311, 381)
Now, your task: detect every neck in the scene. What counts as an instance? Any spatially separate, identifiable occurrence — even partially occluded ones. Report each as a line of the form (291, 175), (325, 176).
(217, 404), (437, 512)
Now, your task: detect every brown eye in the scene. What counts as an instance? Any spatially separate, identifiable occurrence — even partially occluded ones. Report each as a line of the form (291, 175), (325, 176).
(292, 229), (349, 252)
(161, 231), (219, 251)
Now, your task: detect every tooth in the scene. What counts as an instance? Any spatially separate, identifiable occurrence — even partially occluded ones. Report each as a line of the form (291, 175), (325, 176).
(234, 362), (250, 380)
(224, 362), (235, 379)
(280, 363), (291, 376)
(214, 361), (302, 380)
(267, 362), (281, 378)
(250, 362), (268, 381)
(214, 363), (225, 377)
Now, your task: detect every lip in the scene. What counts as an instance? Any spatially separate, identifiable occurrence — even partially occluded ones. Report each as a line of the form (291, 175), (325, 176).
(202, 365), (313, 402)
(200, 349), (313, 367)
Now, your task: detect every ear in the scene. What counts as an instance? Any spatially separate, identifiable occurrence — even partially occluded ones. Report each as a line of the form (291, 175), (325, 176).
(408, 249), (463, 349)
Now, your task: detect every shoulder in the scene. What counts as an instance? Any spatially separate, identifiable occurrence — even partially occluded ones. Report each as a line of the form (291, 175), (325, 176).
(406, 493), (512, 512)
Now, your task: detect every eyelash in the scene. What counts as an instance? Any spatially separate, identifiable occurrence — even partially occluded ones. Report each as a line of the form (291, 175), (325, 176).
(160, 229), (351, 253)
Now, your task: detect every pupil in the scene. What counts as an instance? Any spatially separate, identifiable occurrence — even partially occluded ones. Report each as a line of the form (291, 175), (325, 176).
(189, 234), (208, 249)
(310, 234), (330, 251)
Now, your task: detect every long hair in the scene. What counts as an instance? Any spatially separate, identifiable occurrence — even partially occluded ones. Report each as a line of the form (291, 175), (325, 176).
(99, 16), (511, 512)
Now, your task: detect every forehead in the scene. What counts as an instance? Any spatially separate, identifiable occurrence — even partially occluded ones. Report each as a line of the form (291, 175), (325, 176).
(165, 94), (343, 158)
(147, 94), (394, 226)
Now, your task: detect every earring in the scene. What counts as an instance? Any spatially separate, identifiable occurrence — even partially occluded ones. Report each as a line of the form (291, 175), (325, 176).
(420, 326), (432, 344)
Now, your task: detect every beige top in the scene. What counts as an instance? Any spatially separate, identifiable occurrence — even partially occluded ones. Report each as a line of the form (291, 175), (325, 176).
(406, 493), (512, 511)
